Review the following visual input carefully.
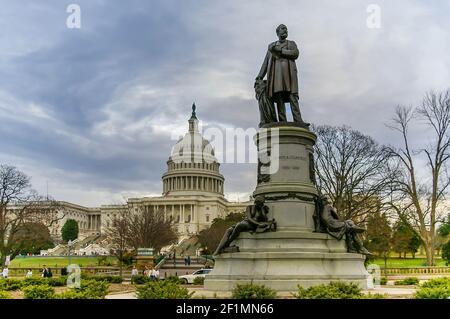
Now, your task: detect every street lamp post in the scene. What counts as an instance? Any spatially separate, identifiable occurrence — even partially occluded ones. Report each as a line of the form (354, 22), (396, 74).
(68, 240), (73, 266)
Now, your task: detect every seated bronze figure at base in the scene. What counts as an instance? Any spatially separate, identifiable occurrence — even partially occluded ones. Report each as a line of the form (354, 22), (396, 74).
(213, 195), (276, 256)
(315, 195), (372, 256)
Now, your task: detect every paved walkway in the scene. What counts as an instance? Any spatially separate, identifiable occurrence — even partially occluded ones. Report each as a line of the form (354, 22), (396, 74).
(105, 286), (417, 299)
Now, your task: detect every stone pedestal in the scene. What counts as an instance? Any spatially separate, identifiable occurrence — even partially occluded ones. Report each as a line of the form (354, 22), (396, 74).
(204, 125), (370, 292)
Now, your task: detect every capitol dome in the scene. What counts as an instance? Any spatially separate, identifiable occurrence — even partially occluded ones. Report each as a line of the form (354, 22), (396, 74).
(162, 104), (224, 196)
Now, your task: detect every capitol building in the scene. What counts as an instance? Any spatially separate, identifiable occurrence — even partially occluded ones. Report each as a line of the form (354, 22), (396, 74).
(47, 105), (250, 243)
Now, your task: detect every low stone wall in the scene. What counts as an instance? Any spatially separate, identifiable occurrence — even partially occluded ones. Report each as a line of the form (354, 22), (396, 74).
(383, 266), (450, 276)
(7, 266), (121, 277)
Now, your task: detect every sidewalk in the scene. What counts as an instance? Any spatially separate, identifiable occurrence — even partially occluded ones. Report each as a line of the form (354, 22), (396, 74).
(105, 286), (417, 299)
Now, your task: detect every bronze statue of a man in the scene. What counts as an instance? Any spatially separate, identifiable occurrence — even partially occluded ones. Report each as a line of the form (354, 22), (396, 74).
(256, 24), (308, 126)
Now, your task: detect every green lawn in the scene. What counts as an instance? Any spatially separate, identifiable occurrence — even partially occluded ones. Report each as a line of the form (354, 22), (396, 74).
(369, 257), (447, 268)
(9, 256), (117, 268)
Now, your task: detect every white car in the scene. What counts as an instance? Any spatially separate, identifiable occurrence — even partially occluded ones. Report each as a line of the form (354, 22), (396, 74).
(178, 269), (212, 284)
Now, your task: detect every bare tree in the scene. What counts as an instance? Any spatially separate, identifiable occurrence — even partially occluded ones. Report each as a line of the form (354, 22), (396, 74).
(0, 164), (62, 265)
(386, 90), (450, 266)
(313, 125), (391, 223)
(105, 209), (129, 277)
(125, 208), (178, 254)
(105, 205), (178, 274)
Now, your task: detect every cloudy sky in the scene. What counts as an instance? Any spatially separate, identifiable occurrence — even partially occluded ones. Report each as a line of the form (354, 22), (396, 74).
(0, 0), (449, 207)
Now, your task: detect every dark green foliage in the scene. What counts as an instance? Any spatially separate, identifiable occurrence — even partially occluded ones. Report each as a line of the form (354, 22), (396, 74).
(438, 214), (450, 237)
(118, 251), (135, 266)
(57, 280), (109, 299)
(231, 283), (277, 299)
(22, 285), (55, 299)
(80, 274), (122, 284)
(442, 240), (450, 265)
(48, 277), (68, 287)
(61, 219), (79, 242)
(295, 282), (363, 299)
(91, 275), (123, 284)
(11, 222), (54, 255)
(420, 277), (450, 288)
(366, 212), (392, 260)
(0, 291), (11, 299)
(136, 280), (193, 299)
(131, 275), (150, 285)
(394, 277), (419, 285)
(21, 277), (48, 287)
(154, 255), (165, 265)
(0, 278), (22, 291)
(415, 277), (450, 299)
(97, 256), (114, 266)
(391, 220), (421, 258)
(380, 277), (388, 285)
(164, 276), (184, 285)
(197, 212), (245, 254)
(193, 276), (205, 285)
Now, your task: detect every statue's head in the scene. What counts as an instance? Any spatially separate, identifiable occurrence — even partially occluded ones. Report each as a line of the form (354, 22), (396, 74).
(276, 24), (288, 40)
(254, 195), (265, 207)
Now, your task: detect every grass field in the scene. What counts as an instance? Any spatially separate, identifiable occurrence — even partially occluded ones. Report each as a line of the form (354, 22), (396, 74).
(369, 258), (447, 268)
(9, 256), (118, 268)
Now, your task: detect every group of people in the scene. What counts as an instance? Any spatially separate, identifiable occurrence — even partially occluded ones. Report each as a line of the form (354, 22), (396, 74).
(41, 265), (53, 278)
(131, 265), (160, 280)
(1, 266), (51, 279)
(183, 255), (191, 266)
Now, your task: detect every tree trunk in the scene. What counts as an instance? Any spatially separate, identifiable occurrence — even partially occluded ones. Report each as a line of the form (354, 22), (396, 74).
(424, 243), (435, 266)
(119, 252), (123, 277)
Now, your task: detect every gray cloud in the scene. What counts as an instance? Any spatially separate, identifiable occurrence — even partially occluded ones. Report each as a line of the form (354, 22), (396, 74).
(0, 0), (449, 206)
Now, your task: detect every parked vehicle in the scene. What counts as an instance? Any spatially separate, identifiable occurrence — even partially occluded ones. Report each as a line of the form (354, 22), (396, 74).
(178, 269), (212, 284)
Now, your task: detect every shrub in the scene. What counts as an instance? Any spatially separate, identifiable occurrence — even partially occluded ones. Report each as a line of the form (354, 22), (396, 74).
(136, 280), (193, 299)
(97, 256), (113, 266)
(56, 280), (109, 299)
(193, 277), (205, 285)
(295, 282), (363, 299)
(57, 290), (86, 299)
(80, 280), (109, 299)
(22, 285), (55, 299)
(79, 273), (122, 284)
(0, 291), (11, 299)
(21, 278), (49, 287)
(0, 279), (22, 291)
(380, 277), (387, 285)
(91, 275), (122, 284)
(232, 283), (277, 299)
(131, 275), (150, 285)
(420, 277), (450, 289)
(164, 276), (184, 285)
(362, 293), (387, 299)
(394, 277), (419, 286)
(415, 287), (450, 299)
(414, 277), (450, 299)
(48, 277), (68, 287)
